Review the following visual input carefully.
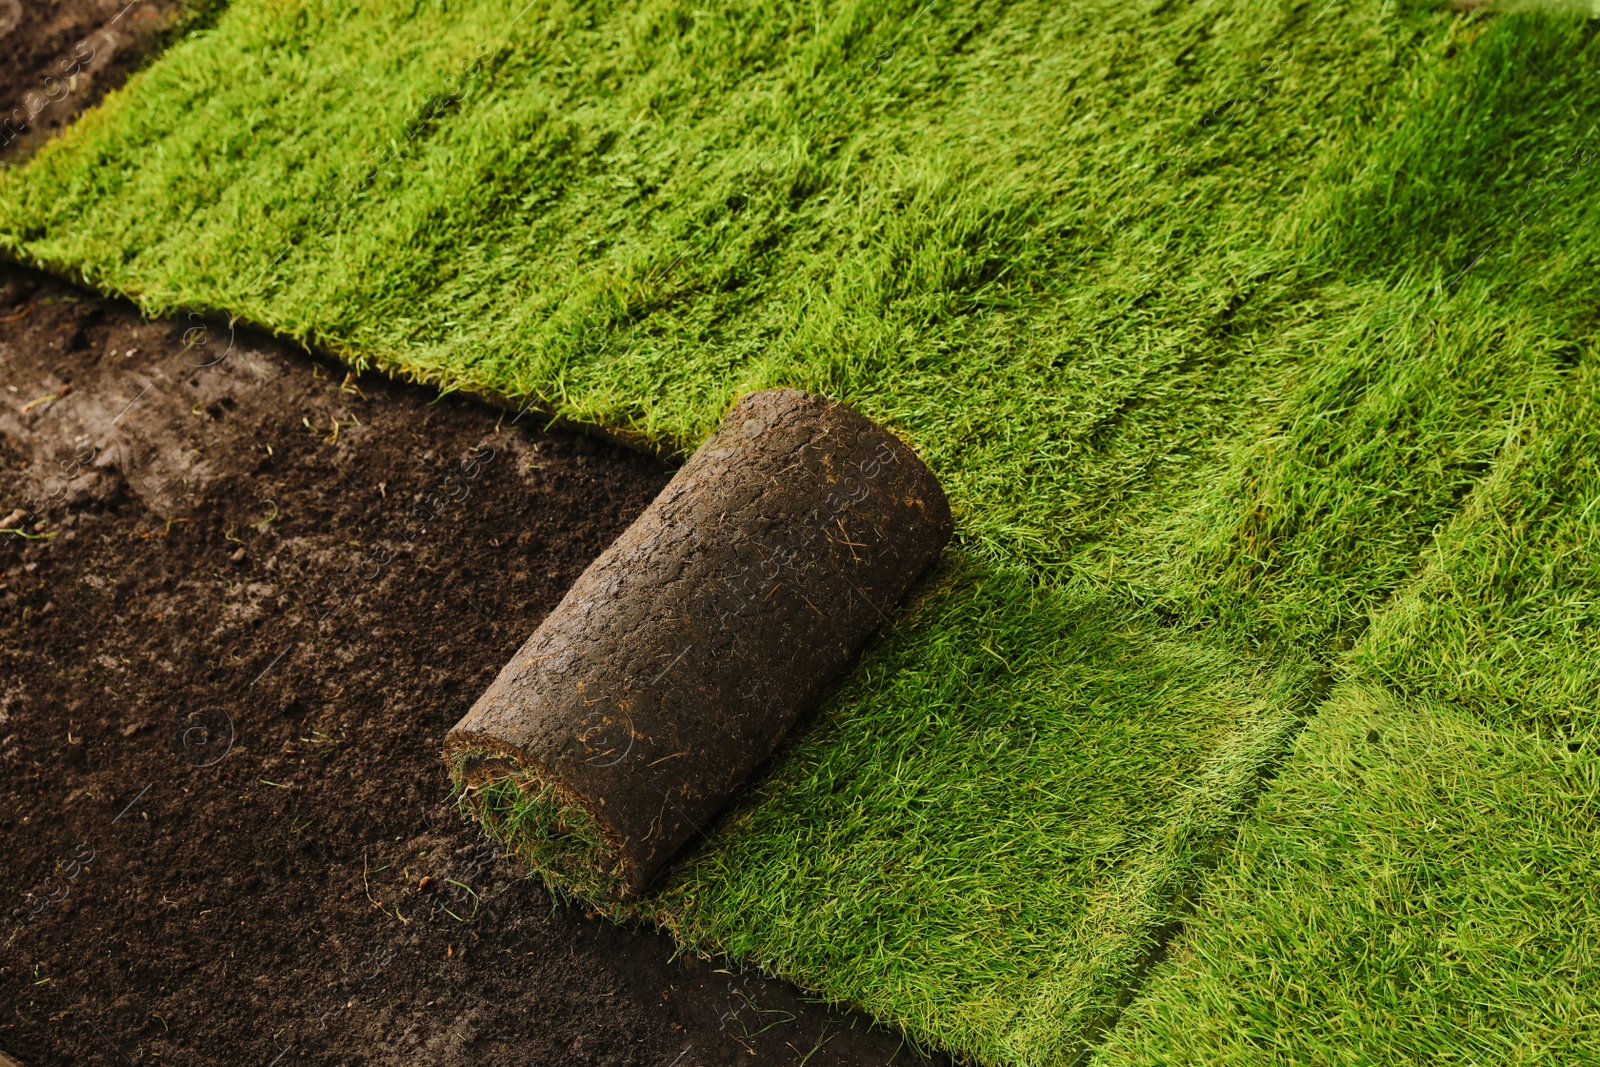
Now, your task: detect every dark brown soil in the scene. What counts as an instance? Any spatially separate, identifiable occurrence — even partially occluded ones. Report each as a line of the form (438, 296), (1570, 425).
(0, 0), (195, 163)
(0, 263), (942, 1067)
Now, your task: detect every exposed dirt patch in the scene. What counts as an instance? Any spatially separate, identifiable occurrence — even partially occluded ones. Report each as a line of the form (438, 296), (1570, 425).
(0, 264), (941, 1067)
(1, 0), (194, 163)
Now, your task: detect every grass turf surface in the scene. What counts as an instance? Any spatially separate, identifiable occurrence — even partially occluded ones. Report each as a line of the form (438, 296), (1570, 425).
(1087, 340), (1600, 1067)
(3, 0), (1599, 1062)
(1096, 684), (1600, 1067)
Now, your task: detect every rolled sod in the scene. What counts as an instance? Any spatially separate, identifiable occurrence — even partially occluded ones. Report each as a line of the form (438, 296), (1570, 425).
(446, 388), (952, 898)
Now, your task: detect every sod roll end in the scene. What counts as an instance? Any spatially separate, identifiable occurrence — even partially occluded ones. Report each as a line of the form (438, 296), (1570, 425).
(446, 388), (952, 898)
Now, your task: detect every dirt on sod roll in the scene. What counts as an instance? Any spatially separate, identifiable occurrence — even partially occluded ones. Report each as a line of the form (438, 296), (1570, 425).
(448, 389), (952, 899)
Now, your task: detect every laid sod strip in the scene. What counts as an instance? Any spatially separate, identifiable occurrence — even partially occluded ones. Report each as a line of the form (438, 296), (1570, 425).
(1098, 361), (1600, 1064)
(4, 1), (1600, 1064)
(448, 389), (951, 899)
(1153, 278), (1573, 649)
(633, 562), (1320, 1065)
(1096, 685), (1600, 1067)
(2, 0), (1552, 574)
(1151, 7), (1600, 647)
(1356, 357), (1600, 740)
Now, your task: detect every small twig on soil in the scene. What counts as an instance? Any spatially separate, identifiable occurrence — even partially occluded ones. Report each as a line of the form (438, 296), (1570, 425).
(2, 526), (57, 540)
(251, 500), (279, 530)
(0, 303), (36, 323)
(138, 517), (192, 539)
(363, 850), (410, 924)
(19, 384), (70, 412)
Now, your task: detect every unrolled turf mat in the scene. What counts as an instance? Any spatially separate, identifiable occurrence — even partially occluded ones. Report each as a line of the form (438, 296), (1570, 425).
(448, 388), (951, 898)
(2, 1), (1598, 1064)
(1096, 685), (1600, 1067)
(1096, 357), (1600, 1065)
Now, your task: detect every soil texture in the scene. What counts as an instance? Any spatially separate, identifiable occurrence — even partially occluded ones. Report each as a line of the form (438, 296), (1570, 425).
(0, 263), (941, 1067)
(1, 0), (193, 163)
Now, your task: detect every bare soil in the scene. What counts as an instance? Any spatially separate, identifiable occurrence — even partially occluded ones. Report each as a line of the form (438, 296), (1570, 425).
(0, 0), (195, 163)
(0, 262), (941, 1067)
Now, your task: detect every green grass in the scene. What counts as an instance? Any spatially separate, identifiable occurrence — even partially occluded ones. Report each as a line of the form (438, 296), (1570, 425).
(0, 0), (1500, 571)
(1096, 685), (1600, 1066)
(1356, 359), (1600, 740)
(3, 1), (1599, 1063)
(1090, 356), (1600, 1066)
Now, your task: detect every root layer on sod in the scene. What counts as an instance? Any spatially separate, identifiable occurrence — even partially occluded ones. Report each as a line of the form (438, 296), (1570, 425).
(449, 388), (951, 899)
(3, 1), (1599, 1063)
